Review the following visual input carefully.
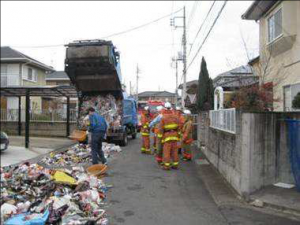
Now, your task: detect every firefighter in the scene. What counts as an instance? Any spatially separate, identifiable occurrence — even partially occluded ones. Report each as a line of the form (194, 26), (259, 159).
(149, 106), (164, 164)
(141, 106), (151, 154)
(158, 102), (180, 170)
(182, 109), (194, 161)
(151, 111), (159, 154)
(175, 106), (185, 155)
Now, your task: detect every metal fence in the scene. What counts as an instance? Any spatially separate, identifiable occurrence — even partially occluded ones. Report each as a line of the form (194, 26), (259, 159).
(209, 108), (236, 134)
(0, 109), (78, 122)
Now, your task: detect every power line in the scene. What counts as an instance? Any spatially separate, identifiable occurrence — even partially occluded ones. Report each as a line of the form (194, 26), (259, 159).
(11, 8), (183, 49)
(101, 8), (183, 39)
(187, 1), (199, 29)
(188, 0), (216, 56)
(187, 0), (227, 72)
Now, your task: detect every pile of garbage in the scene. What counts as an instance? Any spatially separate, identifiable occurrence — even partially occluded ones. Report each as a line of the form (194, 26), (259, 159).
(1, 161), (109, 225)
(78, 94), (123, 129)
(41, 143), (122, 167)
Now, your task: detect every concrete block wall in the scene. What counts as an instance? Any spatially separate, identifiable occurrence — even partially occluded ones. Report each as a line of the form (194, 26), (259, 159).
(199, 111), (243, 194)
(1, 121), (77, 138)
(198, 111), (300, 196)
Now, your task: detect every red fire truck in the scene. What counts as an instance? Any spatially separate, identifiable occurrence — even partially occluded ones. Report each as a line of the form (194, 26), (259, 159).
(137, 100), (164, 131)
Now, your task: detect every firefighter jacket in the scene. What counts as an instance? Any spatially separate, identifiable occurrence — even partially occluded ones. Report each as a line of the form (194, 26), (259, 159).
(174, 110), (185, 135)
(182, 119), (193, 144)
(158, 110), (180, 143)
(141, 113), (151, 136)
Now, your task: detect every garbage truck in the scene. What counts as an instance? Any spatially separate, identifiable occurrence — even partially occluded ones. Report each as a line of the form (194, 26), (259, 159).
(65, 39), (137, 146)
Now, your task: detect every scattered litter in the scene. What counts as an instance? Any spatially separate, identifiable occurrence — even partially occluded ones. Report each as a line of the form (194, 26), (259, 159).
(4, 209), (49, 225)
(52, 171), (77, 185)
(1, 134), (123, 225)
(273, 182), (295, 189)
(41, 143), (121, 167)
(250, 199), (264, 208)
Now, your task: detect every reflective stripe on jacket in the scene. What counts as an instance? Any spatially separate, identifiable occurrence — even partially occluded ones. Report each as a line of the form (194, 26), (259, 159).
(158, 110), (180, 143)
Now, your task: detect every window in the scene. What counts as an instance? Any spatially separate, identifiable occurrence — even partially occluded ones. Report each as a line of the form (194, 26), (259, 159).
(28, 68), (33, 80)
(26, 67), (37, 82)
(268, 8), (282, 43)
(1, 64), (8, 74)
(284, 83), (300, 111)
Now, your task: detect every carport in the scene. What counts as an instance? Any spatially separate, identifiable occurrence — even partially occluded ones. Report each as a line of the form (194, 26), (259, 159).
(0, 85), (78, 148)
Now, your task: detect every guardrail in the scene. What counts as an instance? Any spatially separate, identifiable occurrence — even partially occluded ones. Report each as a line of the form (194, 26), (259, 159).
(0, 109), (78, 122)
(209, 108), (236, 134)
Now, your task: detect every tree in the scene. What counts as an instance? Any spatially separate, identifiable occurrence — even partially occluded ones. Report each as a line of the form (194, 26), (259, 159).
(292, 92), (300, 109)
(197, 57), (214, 111)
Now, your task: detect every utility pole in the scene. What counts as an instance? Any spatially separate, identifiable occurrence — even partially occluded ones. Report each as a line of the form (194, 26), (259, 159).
(175, 59), (178, 106)
(171, 6), (187, 109)
(130, 81), (132, 96)
(172, 57), (179, 107)
(136, 64), (140, 102)
(182, 6), (187, 109)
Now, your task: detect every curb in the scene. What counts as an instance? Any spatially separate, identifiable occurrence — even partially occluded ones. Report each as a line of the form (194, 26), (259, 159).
(193, 144), (300, 221)
(191, 144), (245, 207)
(248, 197), (300, 218)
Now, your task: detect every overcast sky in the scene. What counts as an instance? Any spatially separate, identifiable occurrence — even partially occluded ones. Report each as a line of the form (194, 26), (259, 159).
(1, 1), (259, 94)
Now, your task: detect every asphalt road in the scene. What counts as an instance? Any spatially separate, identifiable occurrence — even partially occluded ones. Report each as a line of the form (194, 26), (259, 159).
(105, 136), (300, 225)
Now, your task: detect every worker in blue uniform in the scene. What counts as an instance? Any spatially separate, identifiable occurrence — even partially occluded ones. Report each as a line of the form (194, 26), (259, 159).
(88, 107), (108, 165)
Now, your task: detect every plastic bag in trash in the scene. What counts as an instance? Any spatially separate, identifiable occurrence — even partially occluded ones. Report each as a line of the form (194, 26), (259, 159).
(1, 203), (17, 217)
(4, 209), (49, 225)
(79, 189), (101, 204)
(52, 171), (77, 185)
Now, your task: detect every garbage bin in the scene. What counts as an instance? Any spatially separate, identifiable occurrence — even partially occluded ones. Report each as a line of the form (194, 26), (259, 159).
(286, 119), (300, 192)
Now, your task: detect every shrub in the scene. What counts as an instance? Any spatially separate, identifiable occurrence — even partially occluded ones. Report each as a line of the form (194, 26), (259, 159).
(226, 82), (276, 111)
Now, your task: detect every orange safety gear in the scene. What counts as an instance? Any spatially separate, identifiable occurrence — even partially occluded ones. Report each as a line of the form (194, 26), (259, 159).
(174, 110), (185, 152)
(158, 110), (180, 169)
(154, 123), (163, 163)
(182, 118), (193, 161)
(141, 112), (151, 154)
(152, 112), (159, 153)
(163, 141), (179, 169)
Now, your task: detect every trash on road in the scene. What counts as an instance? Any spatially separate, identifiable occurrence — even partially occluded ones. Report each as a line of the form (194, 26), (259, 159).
(0, 142), (123, 224)
(41, 143), (121, 167)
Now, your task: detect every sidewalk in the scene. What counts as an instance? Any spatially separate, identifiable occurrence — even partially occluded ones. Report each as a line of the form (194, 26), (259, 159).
(191, 144), (300, 221)
(250, 185), (300, 215)
(1, 136), (75, 167)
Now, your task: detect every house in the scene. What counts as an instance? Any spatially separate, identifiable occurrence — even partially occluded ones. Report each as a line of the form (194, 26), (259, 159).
(138, 91), (176, 104)
(45, 71), (71, 86)
(213, 65), (258, 91)
(0, 46), (54, 112)
(44, 71), (77, 111)
(242, 0), (300, 111)
(178, 80), (198, 108)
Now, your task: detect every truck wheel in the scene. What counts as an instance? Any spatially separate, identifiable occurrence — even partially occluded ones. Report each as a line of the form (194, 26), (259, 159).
(120, 133), (128, 146)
